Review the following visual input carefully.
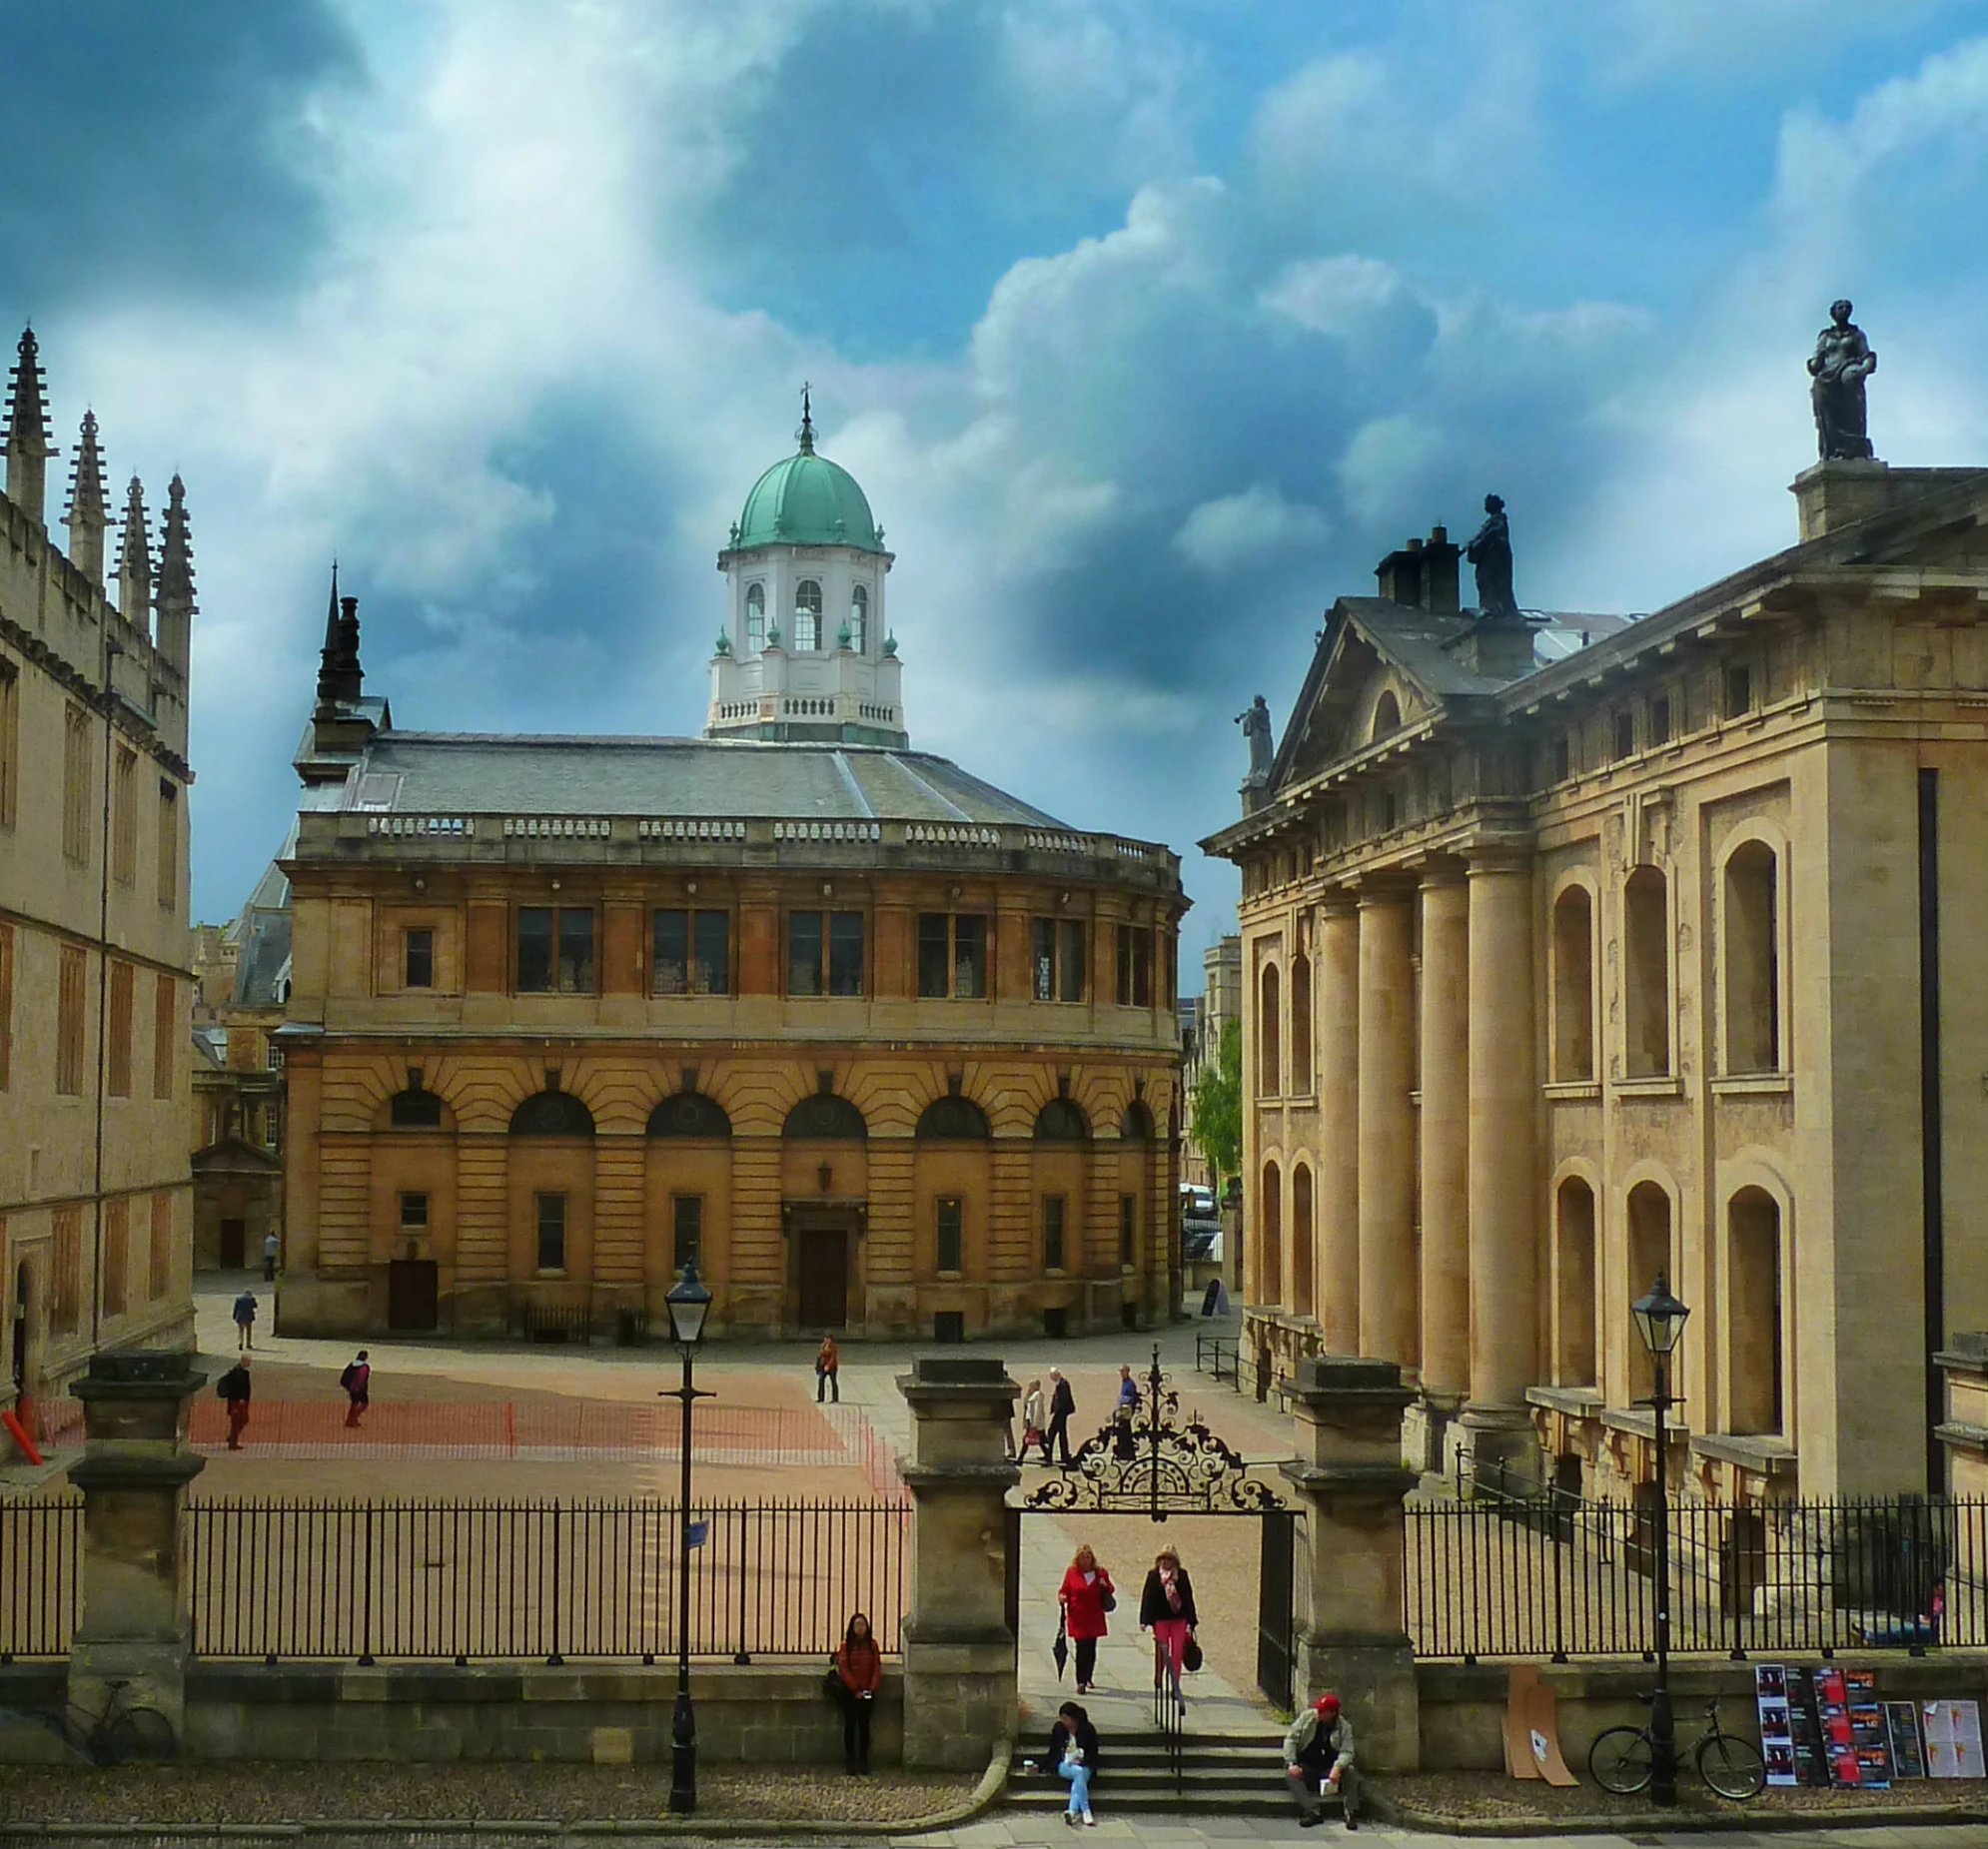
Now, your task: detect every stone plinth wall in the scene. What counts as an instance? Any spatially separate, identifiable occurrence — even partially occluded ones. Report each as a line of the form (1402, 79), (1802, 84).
(0, 1662), (900, 1767)
(1418, 1654), (1988, 1771)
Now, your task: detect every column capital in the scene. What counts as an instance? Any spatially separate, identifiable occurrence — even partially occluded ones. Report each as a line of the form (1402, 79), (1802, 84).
(1465, 840), (1534, 877)
(1318, 886), (1360, 917)
(1416, 854), (1469, 891)
(1352, 870), (1418, 908)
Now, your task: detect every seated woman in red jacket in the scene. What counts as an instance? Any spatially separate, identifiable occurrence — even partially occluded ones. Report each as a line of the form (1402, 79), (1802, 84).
(1059, 1544), (1115, 1694)
(832, 1611), (882, 1773)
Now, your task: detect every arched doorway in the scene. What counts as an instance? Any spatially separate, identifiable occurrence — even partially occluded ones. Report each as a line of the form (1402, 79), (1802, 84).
(783, 1091), (867, 1331)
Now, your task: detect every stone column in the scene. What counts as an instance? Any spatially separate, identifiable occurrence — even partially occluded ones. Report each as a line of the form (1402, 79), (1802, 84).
(1281, 1356), (1420, 1771)
(1417, 867), (1471, 1464)
(66, 1351), (208, 1736)
(896, 1357), (1020, 1770)
(1356, 885), (1416, 1366)
(1464, 849), (1539, 1476)
(1317, 898), (1361, 1353)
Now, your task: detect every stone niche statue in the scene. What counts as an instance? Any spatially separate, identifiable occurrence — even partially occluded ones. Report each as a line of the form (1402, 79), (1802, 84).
(1808, 299), (1878, 462)
(1237, 694), (1275, 785)
(1465, 492), (1519, 620)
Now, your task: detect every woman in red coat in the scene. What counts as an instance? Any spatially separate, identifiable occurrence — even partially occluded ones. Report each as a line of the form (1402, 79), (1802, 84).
(1059, 1543), (1115, 1693)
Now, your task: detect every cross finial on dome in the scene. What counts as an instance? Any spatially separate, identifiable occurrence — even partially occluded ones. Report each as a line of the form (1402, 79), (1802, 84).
(796, 382), (815, 455)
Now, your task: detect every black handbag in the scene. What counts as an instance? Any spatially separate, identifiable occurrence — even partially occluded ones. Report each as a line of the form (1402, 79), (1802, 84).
(1182, 1635), (1203, 1674)
(1099, 1587), (1117, 1613)
(823, 1663), (847, 1704)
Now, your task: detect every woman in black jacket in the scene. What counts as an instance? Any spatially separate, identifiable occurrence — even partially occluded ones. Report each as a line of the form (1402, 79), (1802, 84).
(1047, 1701), (1101, 1827)
(1139, 1547), (1199, 1705)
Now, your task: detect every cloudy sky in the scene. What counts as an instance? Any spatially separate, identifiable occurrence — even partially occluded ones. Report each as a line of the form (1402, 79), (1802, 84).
(10, 2), (1988, 949)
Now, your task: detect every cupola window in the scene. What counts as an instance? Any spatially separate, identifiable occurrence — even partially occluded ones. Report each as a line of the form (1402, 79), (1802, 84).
(850, 584), (868, 653)
(794, 579), (823, 652)
(745, 583), (765, 652)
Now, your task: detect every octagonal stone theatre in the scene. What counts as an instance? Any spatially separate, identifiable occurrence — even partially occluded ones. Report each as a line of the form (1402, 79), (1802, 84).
(273, 405), (1188, 1342)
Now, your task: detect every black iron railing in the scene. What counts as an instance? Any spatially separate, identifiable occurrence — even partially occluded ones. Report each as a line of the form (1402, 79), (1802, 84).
(0, 1496), (82, 1660)
(1409, 1492), (1986, 1662)
(1195, 1334), (1239, 1387)
(182, 1496), (909, 1663)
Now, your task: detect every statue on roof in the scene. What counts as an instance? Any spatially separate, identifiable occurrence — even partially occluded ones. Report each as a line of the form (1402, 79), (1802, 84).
(1465, 493), (1519, 620)
(1808, 299), (1878, 462)
(1237, 694), (1275, 786)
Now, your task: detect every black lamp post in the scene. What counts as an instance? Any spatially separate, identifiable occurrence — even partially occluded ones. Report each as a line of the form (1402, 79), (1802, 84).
(661, 1259), (713, 1815)
(1631, 1272), (1690, 1807)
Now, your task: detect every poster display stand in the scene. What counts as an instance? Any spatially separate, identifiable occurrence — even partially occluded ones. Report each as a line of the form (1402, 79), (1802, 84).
(1921, 1699), (1985, 1777)
(1884, 1700), (1927, 1779)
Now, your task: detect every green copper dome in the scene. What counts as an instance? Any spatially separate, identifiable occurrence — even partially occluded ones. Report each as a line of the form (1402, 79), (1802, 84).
(731, 401), (885, 553)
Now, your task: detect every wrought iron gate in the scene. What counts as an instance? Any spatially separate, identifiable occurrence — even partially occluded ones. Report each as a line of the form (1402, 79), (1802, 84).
(1256, 1505), (1296, 1710)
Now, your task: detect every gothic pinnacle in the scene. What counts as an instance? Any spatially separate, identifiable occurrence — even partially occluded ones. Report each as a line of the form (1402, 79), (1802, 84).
(118, 473), (154, 634)
(4, 325), (55, 520)
(64, 409), (109, 586)
(158, 472), (196, 609)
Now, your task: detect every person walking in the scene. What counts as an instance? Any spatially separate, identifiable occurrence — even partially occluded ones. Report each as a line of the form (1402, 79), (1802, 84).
(1044, 1369), (1077, 1467)
(340, 1350), (372, 1428)
(1048, 1699), (1100, 1827)
(218, 1355), (252, 1450)
(231, 1288), (258, 1352)
(262, 1230), (280, 1283)
(1115, 1364), (1139, 1415)
(831, 1610), (881, 1773)
(1058, 1544), (1114, 1695)
(1139, 1546), (1199, 1706)
(1285, 1691), (1360, 1829)
(815, 1335), (839, 1404)
(1020, 1378), (1047, 1460)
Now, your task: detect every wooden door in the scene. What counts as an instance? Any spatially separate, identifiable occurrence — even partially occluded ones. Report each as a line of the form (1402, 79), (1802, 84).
(388, 1259), (439, 1331)
(219, 1218), (247, 1269)
(797, 1228), (847, 1329)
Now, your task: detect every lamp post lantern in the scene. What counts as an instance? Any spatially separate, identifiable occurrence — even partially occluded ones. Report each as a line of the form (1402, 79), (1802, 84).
(661, 1259), (713, 1815)
(1631, 1272), (1690, 1807)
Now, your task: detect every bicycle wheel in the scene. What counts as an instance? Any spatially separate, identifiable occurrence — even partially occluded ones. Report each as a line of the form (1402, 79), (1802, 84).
(1697, 1731), (1766, 1801)
(1588, 1725), (1655, 1794)
(106, 1706), (178, 1764)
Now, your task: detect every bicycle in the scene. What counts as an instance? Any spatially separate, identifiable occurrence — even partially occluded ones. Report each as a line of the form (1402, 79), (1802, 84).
(5, 1678), (178, 1767)
(1588, 1695), (1766, 1800)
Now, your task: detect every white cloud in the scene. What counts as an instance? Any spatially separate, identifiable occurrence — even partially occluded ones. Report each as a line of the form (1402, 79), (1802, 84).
(1173, 485), (1328, 571)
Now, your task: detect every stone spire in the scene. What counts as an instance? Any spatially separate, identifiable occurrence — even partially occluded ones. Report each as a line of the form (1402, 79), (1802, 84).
(155, 472), (196, 669)
(64, 409), (109, 586)
(4, 325), (55, 521)
(118, 474), (153, 637)
(314, 563), (364, 712)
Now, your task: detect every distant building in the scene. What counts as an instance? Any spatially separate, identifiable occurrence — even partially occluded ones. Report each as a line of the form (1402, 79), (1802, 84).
(273, 405), (1187, 1343)
(1, 327), (197, 1418)
(1178, 933), (1240, 1190)
(190, 859), (289, 1270)
(1206, 461), (1988, 1503)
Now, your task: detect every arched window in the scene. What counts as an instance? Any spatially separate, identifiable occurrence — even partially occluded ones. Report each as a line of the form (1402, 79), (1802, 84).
(390, 1087), (445, 1129)
(1291, 1163), (1315, 1319)
(1728, 1188), (1784, 1434)
(1551, 887), (1594, 1082)
(849, 584), (868, 652)
(645, 1093), (731, 1138)
(509, 1091), (594, 1137)
(1289, 951), (1313, 1094)
(1258, 1160), (1283, 1304)
(1554, 1178), (1596, 1387)
(793, 579), (822, 652)
(783, 1093), (866, 1140)
(1626, 1181), (1673, 1402)
(1624, 867), (1670, 1077)
(1372, 690), (1402, 741)
(1723, 842), (1780, 1074)
(1258, 964), (1281, 1098)
(1033, 1099), (1089, 1141)
(745, 582), (765, 652)
(917, 1095), (991, 1139)
(1119, 1100), (1154, 1141)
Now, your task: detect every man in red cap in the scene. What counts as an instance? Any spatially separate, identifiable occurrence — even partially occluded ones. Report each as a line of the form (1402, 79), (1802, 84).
(1284, 1690), (1359, 1828)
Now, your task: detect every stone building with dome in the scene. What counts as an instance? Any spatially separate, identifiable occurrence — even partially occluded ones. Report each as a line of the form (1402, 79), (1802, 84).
(272, 405), (1186, 1343)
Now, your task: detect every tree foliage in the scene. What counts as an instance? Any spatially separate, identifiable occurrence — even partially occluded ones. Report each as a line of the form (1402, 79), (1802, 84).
(1190, 1018), (1242, 1187)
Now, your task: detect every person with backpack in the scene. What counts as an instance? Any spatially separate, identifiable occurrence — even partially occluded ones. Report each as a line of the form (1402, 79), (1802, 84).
(1286, 1691), (1360, 1829)
(231, 1288), (258, 1352)
(340, 1350), (371, 1427)
(217, 1355), (252, 1450)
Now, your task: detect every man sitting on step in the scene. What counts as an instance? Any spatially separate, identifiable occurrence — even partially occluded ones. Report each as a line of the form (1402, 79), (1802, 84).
(1285, 1691), (1359, 1830)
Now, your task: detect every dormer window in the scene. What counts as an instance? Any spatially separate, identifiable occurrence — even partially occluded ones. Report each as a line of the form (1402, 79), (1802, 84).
(850, 584), (868, 653)
(745, 583), (765, 651)
(794, 579), (823, 652)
